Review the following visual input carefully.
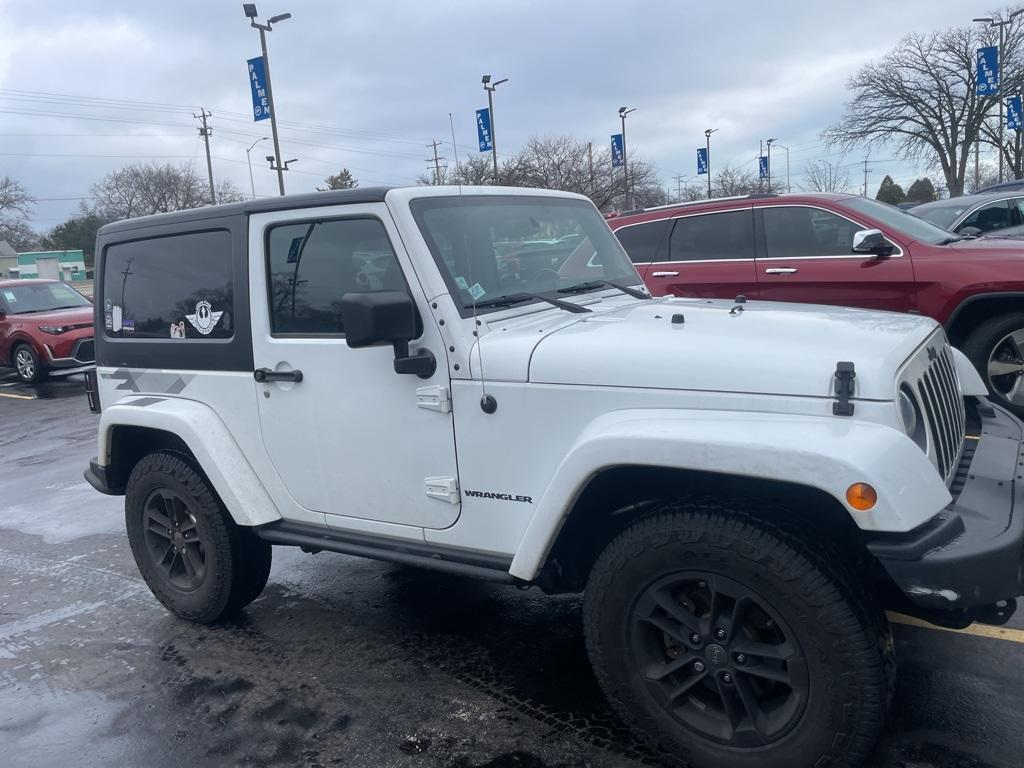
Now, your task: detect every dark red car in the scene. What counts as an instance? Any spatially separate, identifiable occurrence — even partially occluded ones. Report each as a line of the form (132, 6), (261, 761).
(0, 278), (95, 383)
(610, 192), (1024, 416)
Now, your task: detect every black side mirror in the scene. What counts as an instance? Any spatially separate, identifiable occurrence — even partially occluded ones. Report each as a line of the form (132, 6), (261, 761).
(852, 228), (895, 258)
(959, 226), (983, 237)
(340, 290), (435, 379)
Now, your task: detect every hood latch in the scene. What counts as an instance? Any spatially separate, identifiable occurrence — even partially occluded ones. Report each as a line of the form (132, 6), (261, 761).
(833, 361), (856, 416)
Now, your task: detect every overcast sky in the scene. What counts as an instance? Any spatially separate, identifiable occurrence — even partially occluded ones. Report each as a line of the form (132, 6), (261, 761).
(0, 0), (991, 231)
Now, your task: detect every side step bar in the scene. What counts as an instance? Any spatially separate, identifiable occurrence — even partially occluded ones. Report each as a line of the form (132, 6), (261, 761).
(255, 521), (520, 584)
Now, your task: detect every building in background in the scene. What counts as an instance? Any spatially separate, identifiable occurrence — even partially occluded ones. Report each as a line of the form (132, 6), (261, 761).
(0, 241), (17, 278)
(14, 249), (87, 282)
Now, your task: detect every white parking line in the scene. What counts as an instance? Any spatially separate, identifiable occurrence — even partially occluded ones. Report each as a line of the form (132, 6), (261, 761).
(0, 391), (34, 400)
(888, 612), (1024, 643)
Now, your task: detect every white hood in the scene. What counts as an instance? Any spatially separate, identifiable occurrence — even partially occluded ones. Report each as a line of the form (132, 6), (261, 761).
(473, 296), (939, 401)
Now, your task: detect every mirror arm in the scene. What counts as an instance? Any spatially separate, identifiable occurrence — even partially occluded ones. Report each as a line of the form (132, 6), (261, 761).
(392, 340), (436, 379)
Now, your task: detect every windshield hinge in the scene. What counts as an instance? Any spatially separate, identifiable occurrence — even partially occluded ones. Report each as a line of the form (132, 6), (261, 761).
(425, 476), (460, 504)
(832, 361), (856, 416)
(416, 384), (451, 413)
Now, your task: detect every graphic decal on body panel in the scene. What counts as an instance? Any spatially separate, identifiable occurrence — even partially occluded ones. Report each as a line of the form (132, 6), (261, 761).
(100, 369), (195, 394)
(185, 301), (223, 335)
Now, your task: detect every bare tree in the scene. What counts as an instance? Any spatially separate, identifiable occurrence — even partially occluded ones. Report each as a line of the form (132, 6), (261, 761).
(0, 176), (37, 251)
(91, 162), (243, 220)
(824, 25), (1005, 197)
(802, 160), (852, 193)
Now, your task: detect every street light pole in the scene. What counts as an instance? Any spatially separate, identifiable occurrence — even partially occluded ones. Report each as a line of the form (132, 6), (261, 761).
(619, 106), (637, 209)
(974, 10), (1024, 184)
(246, 137), (269, 198)
(704, 128), (718, 199)
(482, 75), (508, 182)
(766, 138), (777, 191)
(245, 5), (291, 196)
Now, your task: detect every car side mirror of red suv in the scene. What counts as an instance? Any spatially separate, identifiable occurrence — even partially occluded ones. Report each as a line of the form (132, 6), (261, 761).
(852, 228), (895, 259)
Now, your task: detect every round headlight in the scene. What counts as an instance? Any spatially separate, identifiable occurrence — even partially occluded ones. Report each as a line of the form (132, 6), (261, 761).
(898, 389), (917, 437)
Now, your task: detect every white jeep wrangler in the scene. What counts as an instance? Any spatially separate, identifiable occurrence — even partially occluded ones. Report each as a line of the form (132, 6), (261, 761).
(85, 186), (1024, 768)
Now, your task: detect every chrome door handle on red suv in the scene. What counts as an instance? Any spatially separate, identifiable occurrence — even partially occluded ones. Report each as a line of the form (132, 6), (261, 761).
(765, 267), (799, 275)
(650, 271), (679, 277)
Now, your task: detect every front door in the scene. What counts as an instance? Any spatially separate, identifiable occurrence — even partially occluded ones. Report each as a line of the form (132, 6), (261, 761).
(754, 204), (917, 312)
(249, 205), (461, 530)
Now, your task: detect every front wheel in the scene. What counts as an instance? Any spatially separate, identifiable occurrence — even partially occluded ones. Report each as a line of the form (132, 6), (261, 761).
(13, 344), (44, 383)
(125, 450), (271, 623)
(583, 502), (893, 768)
(962, 312), (1024, 419)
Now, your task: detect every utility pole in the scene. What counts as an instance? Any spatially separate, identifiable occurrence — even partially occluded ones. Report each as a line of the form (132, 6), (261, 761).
(619, 106), (636, 209)
(704, 128), (718, 199)
(245, 5), (292, 196)
(766, 138), (776, 192)
(672, 174), (686, 201)
(482, 75), (508, 182)
(759, 139), (764, 191)
(587, 141), (594, 192)
(193, 109), (216, 204)
(426, 140), (446, 185)
(862, 156), (871, 197)
(976, 141), (981, 191)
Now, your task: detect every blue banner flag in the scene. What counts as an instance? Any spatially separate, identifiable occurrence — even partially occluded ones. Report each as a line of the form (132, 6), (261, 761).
(977, 46), (1000, 95)
(1008, 95), (1022, 131)
(759, 156), (769, 179)
(476, 108), (493, 152)
(247, 56), (271, 121)
(697, 147), (708, 175)
(611, 134), (624, 167)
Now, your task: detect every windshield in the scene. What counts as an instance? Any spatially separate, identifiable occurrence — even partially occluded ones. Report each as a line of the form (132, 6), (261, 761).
(844, 197), (960, 245)
(410, 195), (640, 315)
(911, 201), (973, 231)
(0, 281), (91, 314)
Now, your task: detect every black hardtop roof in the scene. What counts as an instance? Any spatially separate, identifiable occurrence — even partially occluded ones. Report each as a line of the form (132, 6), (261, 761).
(98, 186), (391, 236)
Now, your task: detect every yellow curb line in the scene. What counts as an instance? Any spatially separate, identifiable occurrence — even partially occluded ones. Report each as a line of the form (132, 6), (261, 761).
(887, 611), (1024, 643)
(0, 391), (35, 400)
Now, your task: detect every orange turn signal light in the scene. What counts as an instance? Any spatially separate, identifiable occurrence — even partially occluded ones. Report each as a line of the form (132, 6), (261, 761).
(846, 483), (877, 511)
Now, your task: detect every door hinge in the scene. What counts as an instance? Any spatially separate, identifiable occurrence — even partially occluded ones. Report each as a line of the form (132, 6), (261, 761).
(416, 385), (451, 413)
(425, 476), (460, 504)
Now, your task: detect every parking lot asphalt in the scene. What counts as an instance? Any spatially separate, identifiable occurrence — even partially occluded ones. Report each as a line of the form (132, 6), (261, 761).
(2, 371), (1024, 768)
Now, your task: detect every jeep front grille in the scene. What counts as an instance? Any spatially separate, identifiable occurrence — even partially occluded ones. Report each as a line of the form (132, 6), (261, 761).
(915, 346), (965, 482)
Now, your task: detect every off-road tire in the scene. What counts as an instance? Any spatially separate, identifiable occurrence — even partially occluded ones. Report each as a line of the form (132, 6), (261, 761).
(961, 312), (1024, 419)
(583, 500), (894, 768)
(125, 450), (271, 623)
(12, 343), (45, 384)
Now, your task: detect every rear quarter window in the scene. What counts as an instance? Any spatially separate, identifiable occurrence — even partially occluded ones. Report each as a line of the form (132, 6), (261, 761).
(102, 230), (233, 340)
(614, 219), (672, 263)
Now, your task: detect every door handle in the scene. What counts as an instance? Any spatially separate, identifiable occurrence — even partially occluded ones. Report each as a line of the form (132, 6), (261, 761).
(254, 368), (304, 383)
(764, 267), (798, 275)
(651, 271), (679, 277)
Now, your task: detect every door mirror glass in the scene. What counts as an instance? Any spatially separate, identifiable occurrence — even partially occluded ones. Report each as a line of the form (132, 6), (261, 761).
(851, 228), (894, 257)
(959, 226), (983, 237)
(341, 290), (418, 348)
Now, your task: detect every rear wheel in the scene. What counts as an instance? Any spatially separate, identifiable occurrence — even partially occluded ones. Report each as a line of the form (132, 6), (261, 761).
(125, 451), (271, 623)
(962, 312), (1024, 419)
(583, 501), (893, 768)
(13, 344), (44, 384)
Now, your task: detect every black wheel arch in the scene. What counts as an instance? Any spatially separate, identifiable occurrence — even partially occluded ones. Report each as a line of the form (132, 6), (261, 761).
(944, 292), (1024, 347)
(105, 425), (197, 495)
(537, 465), (881, 595)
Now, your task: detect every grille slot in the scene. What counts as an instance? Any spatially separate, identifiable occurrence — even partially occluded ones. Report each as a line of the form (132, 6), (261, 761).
(73, 338), (95, 364)
(915, 347), (965, 483)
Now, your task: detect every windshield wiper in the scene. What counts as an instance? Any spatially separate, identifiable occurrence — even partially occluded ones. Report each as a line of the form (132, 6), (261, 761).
(47, 305), (87, 311)
(557, 280), (650, 300)
(471, 292), (592, 313)
(936, 236), (969, 245)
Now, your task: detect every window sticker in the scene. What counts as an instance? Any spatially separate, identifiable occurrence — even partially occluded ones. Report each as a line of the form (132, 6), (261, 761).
(2, 290), (14, 302)
(121, 319), (135, 333)
(170, 321), (186, 339)
(112, 305), (122, 332)
(185, 300), (223, 336)
(455, 276), (469, 291)
(104, 311), (113, 330)
(469, 282), (486, 300)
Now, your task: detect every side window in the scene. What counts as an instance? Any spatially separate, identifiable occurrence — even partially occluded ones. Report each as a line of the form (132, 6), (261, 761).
(669, 210), (753, 261)
(959, 201), (1011, 233)
(1010, 198), (1024, 226)
(614, 219), (672, 263)
(103, 230), (233, 339)
(763, 207), (863, 258)
(266, 217), (405, 335)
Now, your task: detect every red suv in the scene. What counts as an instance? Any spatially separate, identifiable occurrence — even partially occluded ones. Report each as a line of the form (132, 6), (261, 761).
(0, 278), (95, 383)
(610, 192), (1024, 416)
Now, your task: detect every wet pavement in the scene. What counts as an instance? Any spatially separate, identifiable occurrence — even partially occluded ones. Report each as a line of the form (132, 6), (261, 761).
(2, 372), (1024, 768)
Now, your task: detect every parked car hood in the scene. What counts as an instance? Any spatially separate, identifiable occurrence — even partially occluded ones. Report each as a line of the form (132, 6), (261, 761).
(474, 297), (937, 401)
(9, 306), (93, 326)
